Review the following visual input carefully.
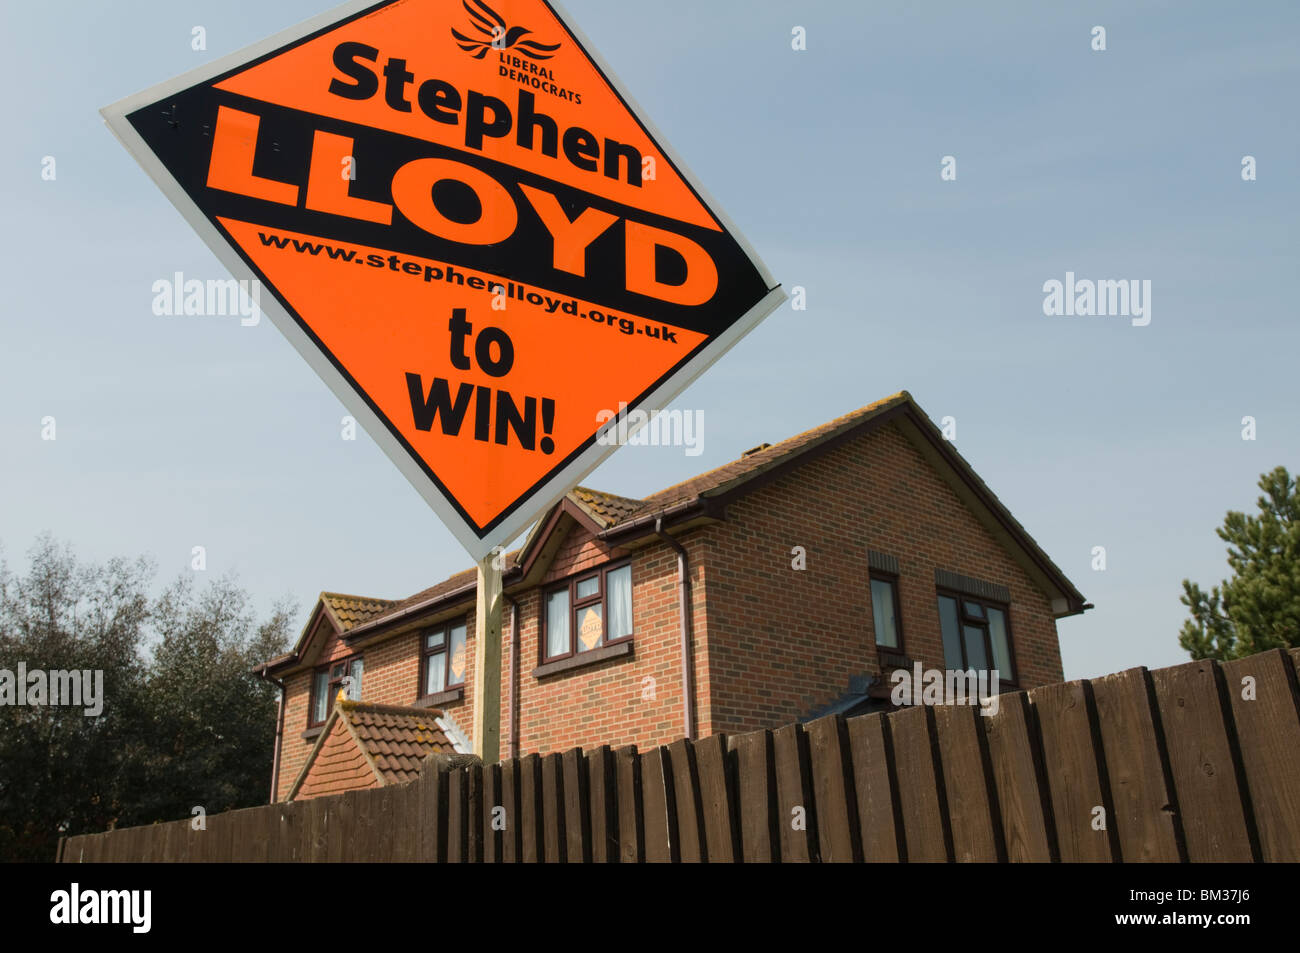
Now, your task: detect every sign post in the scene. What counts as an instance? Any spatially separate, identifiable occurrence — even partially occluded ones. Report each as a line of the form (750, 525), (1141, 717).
(472, 554), (503, 761)
(103, 0), (784, 759)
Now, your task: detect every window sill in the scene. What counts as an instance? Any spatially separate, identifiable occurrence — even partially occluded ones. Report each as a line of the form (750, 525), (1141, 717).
(878, 649), (911, 670)
(301, 725), (324, 741)
(532, 640), (633, 679)
(414, 687), (465, 709)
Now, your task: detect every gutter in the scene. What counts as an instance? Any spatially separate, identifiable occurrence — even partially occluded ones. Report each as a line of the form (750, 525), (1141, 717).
(1057, 601), (1096, 620)
(654, 517), (696, 741)
(259, 666), (287, 804)
(503, 592), (520, 760)
(598, 497), (712, 545)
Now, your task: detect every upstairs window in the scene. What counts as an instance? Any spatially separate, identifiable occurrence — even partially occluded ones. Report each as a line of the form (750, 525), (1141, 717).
(421, 620), (468, 697)
(937, 593), (1016, 684)
(543, 562), (633, 662)
(869, 574), (903, 651)
(310, 656), (363, 726)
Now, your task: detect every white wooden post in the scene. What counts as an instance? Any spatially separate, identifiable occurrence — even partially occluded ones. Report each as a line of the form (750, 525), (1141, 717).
(472, 552), (503, 762)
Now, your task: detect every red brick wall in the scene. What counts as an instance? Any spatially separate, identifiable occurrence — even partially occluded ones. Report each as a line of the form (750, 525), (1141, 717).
(507, 525), (705, 758)
(274, 524), (702, 799)
(276, 615), (351, 800)
(278, 677), (311, 800)
(701, 421), (1064, 736)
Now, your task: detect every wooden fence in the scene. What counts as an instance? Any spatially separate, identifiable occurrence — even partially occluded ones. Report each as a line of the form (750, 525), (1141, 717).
(59, 647), (1300, 862)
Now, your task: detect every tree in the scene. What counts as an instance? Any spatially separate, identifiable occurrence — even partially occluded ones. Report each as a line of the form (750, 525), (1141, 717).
(1179, 466), (1300, 661)
(0, 536), (152, 863)
(0, 536), (293, 861)
(130, 575), (294, 823)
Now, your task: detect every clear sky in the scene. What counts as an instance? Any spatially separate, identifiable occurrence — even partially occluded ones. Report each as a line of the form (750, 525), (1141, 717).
(2, 0), (1296, 681)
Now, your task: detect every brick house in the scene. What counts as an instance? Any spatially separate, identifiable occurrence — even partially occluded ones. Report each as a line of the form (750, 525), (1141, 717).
(259, 391), (1089, 802)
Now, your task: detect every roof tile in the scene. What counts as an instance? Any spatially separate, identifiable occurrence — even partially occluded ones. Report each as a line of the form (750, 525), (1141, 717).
(320, 592), (399, 631)
(570, 486), (644, 526)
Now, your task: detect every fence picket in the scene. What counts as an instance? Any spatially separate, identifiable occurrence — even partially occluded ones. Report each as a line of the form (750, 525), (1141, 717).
(498, 759), (521, 862)
(1090, 667), (1184, 861)
(541, 752), (566, 862)
(1221, 650), (1300, 861)
(482, 761), (502, 863)
(1149, 659), (1253, 862)
(845, 713), (903, 862)
(519, 753), (544, 863)
(694, 734), (739, 862)
(981, 692), (1054, 862)
(804, 715), (861, 863)
(933, 704), (1003, 862)
(732, 729), (777, 863)
(613, 745), (643, 863)
(667, 739), (705, 863)
(586, 746), (617, 863)
(640, 746), (677, 863)
(562, 747), (590, 862)
(889, 706), (950, 861)
(1030, 679), (1113, 862)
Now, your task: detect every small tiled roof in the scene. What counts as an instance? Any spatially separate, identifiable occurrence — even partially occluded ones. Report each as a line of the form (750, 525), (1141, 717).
(320, 592), (399, 631)
(289, 700), (466, 799)
(340, 701), (459, 784)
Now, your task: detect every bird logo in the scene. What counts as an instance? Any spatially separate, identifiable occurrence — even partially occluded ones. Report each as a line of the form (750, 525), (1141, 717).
(451, 0), (562, 61)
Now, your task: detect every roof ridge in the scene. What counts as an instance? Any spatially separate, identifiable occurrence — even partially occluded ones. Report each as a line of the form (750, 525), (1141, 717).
(640, 391), (911, 504)
(573, 485), (643, 504)
(320, 591), (398, 604)
(339, 699), (445, 718)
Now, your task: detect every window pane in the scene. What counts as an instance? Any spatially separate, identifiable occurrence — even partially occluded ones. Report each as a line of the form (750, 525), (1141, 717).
(987, 608), (1014, 682)
(331, 661), (347, 680)
(312, 671), (329, 723)
(424, 653), (446, 696)
(606, 565), (633, 641)
(870, 578), (899, 649)
(963, 600), (985, 620)
(425, 630), (445, 650)
(962, 625), (989, 672)
(938, 596), (963, 670)
(347, 658), (364, 700)
(576, 575), (600, 600)
(448, 624), (467, 685)
(576, 604), (603, 652)
(546, 590), (569, 658)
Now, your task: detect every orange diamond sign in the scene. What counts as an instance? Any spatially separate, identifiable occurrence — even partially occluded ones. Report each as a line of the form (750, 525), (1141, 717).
(103, 0), (783, 559)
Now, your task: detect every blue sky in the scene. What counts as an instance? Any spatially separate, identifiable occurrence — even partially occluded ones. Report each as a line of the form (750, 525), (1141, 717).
(2, 0), (1296, 680)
